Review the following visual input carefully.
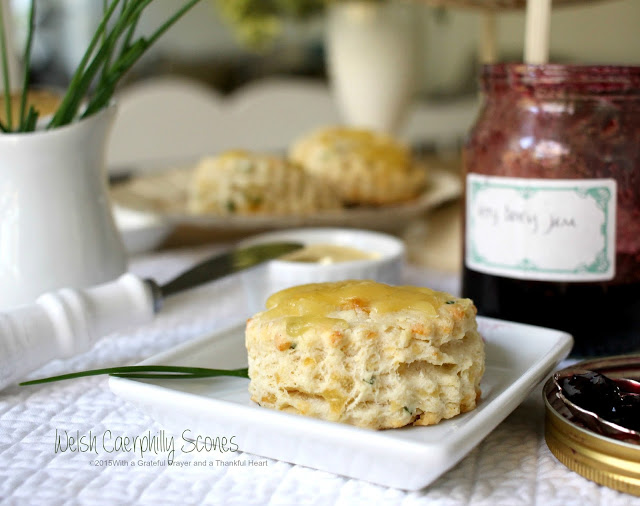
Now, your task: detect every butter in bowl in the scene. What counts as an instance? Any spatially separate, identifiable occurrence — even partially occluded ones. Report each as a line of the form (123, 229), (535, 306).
(239, 227), (405, 314)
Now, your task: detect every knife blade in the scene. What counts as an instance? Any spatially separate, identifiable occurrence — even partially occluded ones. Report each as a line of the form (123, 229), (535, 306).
(155, 241), (302, 302)
(0, 241), (303, 390)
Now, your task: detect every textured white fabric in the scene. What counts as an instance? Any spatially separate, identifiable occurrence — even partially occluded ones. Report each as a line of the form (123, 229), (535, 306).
(0, 247), (636, 506)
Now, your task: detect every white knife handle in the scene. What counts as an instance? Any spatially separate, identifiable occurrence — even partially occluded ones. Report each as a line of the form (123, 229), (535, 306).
(0, 273), (155, 390)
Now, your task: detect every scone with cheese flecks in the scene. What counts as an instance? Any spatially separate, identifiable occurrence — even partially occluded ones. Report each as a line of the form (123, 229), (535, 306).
(246, 280), (484, 430)
(289, 127), (427, 206)
(188, 150), (342, 215)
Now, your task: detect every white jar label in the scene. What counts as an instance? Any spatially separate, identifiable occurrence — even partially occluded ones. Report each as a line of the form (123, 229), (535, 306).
(466, 174), (617, 281)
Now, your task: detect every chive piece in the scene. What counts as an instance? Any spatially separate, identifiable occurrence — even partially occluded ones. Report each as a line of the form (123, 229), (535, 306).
(20, 365), (250, 386)
(60, 0), (141, 123)
(120, 8), (141, 59)
(23, 105), (38, 132)
(47, 0), (123, 129)
(0, 0), (13, 130)
(49, 0), (203, 129)
(289, 343), (297, 350)
(54, 0), (150, 125)
(403, 406), (413, 415)
(81, 39), (148, 118)
(445, 300), (456, 305)
(18, 0), (35, 131)
(83, 0), (202, 119)
(100, 0), (113, 84)
(364, 376), (375, 385)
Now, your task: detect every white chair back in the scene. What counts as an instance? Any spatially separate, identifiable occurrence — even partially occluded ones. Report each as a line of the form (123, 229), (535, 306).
(107, 76), (341, 170)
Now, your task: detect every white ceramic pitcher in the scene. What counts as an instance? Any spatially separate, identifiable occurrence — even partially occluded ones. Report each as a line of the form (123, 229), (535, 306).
(0, 106), (127, 310)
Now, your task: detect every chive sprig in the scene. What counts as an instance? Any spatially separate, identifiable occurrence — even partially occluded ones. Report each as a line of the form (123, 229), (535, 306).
(20, 365), (249, 386)
(0, 0), (202, 133)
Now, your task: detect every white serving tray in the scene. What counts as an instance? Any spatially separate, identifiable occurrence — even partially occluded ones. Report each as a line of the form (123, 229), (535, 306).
(109, 316), (572, 490)
(110, 166), (461, 234)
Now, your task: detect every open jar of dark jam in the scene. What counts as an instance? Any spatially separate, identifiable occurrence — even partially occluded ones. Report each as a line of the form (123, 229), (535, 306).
(544, 355), (640, 495)
(463, 64), (640, 356)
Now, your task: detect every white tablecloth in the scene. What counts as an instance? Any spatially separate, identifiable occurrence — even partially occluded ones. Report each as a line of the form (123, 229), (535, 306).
(0, 247), (637, 506)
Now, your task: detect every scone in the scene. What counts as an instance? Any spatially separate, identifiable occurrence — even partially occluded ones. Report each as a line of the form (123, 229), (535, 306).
(246, 280), (485, 429)
(289, 127), (427, 206)
(188, 150), (342, 215)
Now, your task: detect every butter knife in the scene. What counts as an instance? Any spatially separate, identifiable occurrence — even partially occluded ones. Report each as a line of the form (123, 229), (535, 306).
(0, 241), (302, 390)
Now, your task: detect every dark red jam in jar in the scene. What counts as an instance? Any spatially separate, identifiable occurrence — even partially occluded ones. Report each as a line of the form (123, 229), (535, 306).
(462, 64), (640, 356)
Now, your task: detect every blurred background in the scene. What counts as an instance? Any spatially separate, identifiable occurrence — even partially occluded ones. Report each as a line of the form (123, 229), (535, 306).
(8, 0), (640, 101)
(4, 0), (639, 270)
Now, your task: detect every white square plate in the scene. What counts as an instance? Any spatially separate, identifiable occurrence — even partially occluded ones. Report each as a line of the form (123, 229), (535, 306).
(109, 316), (572, 490)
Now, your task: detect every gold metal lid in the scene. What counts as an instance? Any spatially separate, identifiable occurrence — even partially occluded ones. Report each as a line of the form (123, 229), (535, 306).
(543, 357), (640, 497)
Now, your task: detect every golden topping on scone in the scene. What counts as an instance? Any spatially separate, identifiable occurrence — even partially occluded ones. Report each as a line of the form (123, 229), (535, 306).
(289, 127), (427, 206)
(296, 127), (411, 169)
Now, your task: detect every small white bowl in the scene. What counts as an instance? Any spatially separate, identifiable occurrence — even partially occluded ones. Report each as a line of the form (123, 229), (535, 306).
(113, 205), (173, 255)
(239, 227), (405, 314)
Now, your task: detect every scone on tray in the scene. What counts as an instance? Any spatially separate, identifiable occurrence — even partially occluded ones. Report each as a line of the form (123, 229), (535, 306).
(289, 127), (427, 206)
(188, 150), (342, 215)
(246, 280), (485, 430)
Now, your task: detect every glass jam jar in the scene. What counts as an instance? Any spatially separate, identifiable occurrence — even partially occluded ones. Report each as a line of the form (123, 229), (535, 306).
(462, 64), (640, 356)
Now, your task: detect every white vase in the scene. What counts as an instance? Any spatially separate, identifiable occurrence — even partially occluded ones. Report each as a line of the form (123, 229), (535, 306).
(0, 106), (127, 310)
(326, 1), (417, 134)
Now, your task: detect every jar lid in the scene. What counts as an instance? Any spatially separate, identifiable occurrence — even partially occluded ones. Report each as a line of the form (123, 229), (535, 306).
(543, 356), (640, 496)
